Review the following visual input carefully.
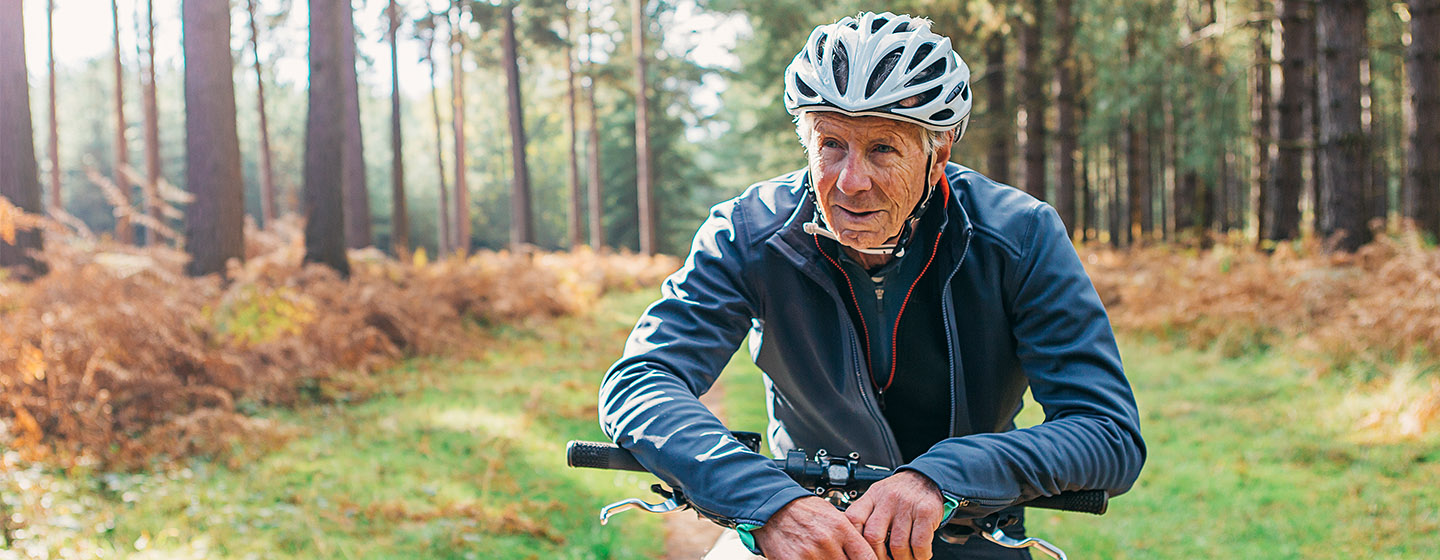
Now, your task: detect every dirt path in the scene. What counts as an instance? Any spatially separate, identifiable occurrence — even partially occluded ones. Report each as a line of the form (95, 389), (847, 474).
(662, 386), (730, 560)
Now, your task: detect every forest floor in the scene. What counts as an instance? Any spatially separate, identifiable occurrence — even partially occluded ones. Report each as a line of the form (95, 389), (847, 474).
(3, 288), (1439, 559)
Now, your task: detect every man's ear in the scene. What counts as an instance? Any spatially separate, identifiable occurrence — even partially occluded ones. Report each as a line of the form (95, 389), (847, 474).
(930, 130), (956, 178)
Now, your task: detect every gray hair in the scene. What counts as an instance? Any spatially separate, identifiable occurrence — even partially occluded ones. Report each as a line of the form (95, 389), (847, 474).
(794, 111), (952, 157)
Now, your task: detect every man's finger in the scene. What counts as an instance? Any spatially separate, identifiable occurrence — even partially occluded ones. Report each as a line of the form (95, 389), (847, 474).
(909, 515), (934, 560)
(839, 522), (881, 560)
(860, 503), (892, 558)
(886, 510), (916, 560)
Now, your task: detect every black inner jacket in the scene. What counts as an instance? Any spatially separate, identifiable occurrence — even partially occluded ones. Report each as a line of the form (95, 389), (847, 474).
(817, 190), (951, 463)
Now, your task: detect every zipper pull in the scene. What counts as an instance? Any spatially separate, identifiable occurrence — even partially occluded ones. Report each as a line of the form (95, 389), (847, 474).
(876, 389), (886, 411)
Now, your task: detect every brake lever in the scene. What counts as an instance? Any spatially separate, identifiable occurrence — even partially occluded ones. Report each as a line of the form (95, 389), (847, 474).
(598, 496), (683, 524)
(598, 484), (690, 524)
(980, 528), (1068, 560)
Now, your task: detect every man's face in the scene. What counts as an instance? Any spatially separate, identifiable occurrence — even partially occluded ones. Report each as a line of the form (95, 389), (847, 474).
(806, 112), (946, 251)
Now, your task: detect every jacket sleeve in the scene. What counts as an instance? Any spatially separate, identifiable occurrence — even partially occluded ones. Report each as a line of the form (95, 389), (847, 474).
(903, 203), (1146, 519)
(597, 201), (815, 527)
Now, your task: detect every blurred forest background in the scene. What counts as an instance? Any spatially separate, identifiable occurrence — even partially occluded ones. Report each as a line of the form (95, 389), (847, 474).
(1, 0), (1439, 557)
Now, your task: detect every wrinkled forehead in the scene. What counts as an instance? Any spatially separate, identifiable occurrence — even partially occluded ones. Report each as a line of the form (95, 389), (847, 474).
(806, 111), (925, 144)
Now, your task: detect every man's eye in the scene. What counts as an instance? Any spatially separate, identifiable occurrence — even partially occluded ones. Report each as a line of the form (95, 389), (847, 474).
(874, 144), (895, 153)
(822, 139), (843, 149)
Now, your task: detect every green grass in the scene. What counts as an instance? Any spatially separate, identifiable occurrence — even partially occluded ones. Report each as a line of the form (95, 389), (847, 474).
(5, 290), (1437, 559)
(2, 290), (665, 559)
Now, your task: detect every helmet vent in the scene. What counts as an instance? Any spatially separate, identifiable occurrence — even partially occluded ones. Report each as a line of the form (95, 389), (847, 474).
(906, 43), (935, 72)
(795, 75), (818, 98)
(911, 85), (942, 107)
(907, 58), (947, 87)
(944, 83), (968, 103)
(870, 17), (888, 32)
(931, 109), (955, 121)
(814, 34), (828, 63)
(867, 49), (904, 97)
(831, 42), (850, 96)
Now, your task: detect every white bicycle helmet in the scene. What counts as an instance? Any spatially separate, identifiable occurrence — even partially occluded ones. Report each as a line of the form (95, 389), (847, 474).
(785, 12), (972, 139)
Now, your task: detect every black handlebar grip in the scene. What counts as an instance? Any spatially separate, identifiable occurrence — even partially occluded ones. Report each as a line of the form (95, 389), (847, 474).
(566, 440), (648, 473)
(1018, 490), (1108, 515)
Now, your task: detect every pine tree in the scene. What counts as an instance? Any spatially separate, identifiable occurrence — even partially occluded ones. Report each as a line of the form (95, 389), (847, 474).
(0, 0), (45, 278)
(389, 0), (409, 254)
(303, 0), (351, 275)
(1315, 0), (1370, 251)
(182, 0), (246, 276)
(1407, 0), (1440, 236)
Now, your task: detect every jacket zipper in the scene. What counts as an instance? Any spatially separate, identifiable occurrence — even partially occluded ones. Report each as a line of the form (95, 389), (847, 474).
(812, 235), (902, 467)
(943, 226), (974, 437)
(844, 305), (902, 467)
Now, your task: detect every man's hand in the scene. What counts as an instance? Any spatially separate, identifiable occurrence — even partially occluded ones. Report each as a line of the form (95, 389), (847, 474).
(752, 496), (879, 560)
(843, 470), (945, 560)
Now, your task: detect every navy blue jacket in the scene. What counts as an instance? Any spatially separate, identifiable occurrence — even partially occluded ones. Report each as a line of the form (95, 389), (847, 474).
(598, 163), (1145, 529)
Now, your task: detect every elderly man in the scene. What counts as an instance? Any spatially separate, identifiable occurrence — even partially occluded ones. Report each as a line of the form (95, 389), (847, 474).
(598, 12), (1145, 560)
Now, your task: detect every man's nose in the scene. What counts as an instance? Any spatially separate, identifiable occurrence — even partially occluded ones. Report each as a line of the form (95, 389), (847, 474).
(835, 153), (871, 196)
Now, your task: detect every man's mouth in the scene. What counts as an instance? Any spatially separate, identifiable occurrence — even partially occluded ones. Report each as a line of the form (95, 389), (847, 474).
(835, 206), (880, 220)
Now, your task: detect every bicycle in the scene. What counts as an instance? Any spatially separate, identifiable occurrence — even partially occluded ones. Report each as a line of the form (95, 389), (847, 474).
(566, 432), (1107, 560)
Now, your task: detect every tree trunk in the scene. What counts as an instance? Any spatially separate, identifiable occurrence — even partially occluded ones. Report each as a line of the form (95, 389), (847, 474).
(247, 0), (278, 227)
(1162, 70), (1177, 240)
(46, 0), (60, 216)
(0, 0), (45, 278)
(141, 0), (162, 244)
(1408, 0), (1440, 237)
(586, 1), (605, 249)
(564, 9), (583, 249)
(1180, 171), (1202, 238)
(388, 0), (407, 255)
(1108, 140), (1124, 247)
(112, 0), (133, 244)
(587, 81), (605, 250)
(1270, 0), (1311, 241)
(450, 4), (469, 255)
(1308, 14), (1323, 234)
(1054, 0), (1077, 236)
(303, 0), (350, 276)
(1017, 0), (1047, 201)
(1361, 59), (1386, 229)
(183, 0), (246, 277)
(1124, 24), (1147, 245)
(1173, 103), (1197, 235)
(1253, 0), (1274, 245)
(985, 33), (1012, 185)
(427, 36), (451, 256)
(1077, 61), (1093, 241)
(1315, 0), (1370, 251)
(341, 1), (371, 249)
(1207, 21), (1229, 234)
(633, 0), (656, 255)
(502, 2), (534, 248)
(1214, 147), (1230, 232)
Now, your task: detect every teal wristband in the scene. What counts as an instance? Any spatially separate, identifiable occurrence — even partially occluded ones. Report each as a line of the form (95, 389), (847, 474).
(940, 495), (961, 523)
(735, 523), (762, 555)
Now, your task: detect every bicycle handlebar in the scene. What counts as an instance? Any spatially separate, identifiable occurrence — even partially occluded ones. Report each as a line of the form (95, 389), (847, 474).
(565, 439), (1107, 516)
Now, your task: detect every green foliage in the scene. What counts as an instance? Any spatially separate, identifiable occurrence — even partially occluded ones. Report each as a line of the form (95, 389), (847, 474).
(207, 286), (316, 347)
(27, 0), (1420, 255)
